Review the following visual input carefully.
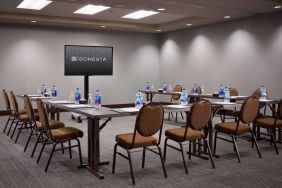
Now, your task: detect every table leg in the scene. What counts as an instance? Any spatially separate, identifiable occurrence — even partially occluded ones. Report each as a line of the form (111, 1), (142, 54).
(87, 118), (104, 179)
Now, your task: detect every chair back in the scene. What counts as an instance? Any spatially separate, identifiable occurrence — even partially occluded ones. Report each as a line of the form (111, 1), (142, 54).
(240, 97), (259, 124)
(24, 95), (36, 122)
(171, 85), (182, 101)
(188, 99), (212, 131)
(131, 103), (164, 148)
(10, 91), (19, 114)
(229, 88), (238, 96)
(2, 89), (11, 111)
(190, 86), (202, 95)
(250, 89), (260, 98)
(278, 99), (282, 118)
(36, 99), (51, 134)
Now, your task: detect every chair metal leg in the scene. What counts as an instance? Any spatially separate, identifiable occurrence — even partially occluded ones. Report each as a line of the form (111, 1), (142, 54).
(188, 141), (192, 160)
(10, 121), (19, 139)
(231, 136), (241, 163)
(269, 129), (279, 154)
(15, 122), (26, 143)
(112, 143), (118, 173)
(24, 128), (34, 152)
(126, 150), (135, 185)
(37, 139), (47, 163)
(175, 112), (178, 122)
(157, 146), (167, 178)
(45, 143), (57, 172)
(3, 116), (12, 133)
(7, 118), (15, 136)
(76, 139), (83, 166)
(180, 112), (184, 119)
(163, 138), (168, 162)
(205, 139), (215, 168)
(68, 140), (72, 159)
(142, 147), (146, 168)
(31, 132), (42, 158)
(213, 131), (218, 156)
(61, 142), (64, 154)
(179, 143), (188, 174)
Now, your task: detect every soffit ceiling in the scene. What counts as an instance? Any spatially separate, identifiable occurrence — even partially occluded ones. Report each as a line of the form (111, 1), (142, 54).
(0, 0), (280, 33)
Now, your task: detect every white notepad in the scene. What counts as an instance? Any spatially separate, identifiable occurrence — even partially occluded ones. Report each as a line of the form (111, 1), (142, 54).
(64, 104), (94, 108)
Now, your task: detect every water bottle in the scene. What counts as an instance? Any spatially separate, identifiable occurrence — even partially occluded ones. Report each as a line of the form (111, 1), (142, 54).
(139, 91), (144, 105)
(151, 83), (154, 91)
(260, 85), (267, 100)
(201, 85), (205, 94)
(74, 88), (81, 104)
(145, 81), (150, 91)
(193, 84), (198, 95)
(180, 88), (188, 105)
(88, 93), (93, 105)
(95, 90), (102, 109)
(163, 83), (168, 93)
(135, 90), (143, 108)
(51, 86), (57, 98)
(219, 84), (224, 97)
(69, 91), (74, 102)
(224, 87), (230, 102)
(41, 84), (47, 95)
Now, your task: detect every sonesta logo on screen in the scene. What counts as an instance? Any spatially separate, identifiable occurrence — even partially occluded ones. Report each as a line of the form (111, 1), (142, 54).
(71, 56), (107, 62)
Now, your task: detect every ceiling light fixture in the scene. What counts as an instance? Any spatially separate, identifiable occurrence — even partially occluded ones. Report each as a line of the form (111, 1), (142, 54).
(224, 15), (231, 19)
(158, 8), (166, 11)
(157, 29), (162, 32)
(30, 20), (37, 23)
(186, 23), (192, 26)
(17, 0), (52, 10)
(74, 4), (110, 15)
(100, 25), (107, 28)
(122, 10), (159, 19)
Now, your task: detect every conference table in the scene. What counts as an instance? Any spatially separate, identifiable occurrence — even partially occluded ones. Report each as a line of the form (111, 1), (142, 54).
(16, 94), (280, 179)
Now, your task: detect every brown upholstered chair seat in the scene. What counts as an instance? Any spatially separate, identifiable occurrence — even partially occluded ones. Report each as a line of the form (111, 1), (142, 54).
(165, 128), (204, 141)
(215, 122), (251, 135)
(116, 133), (157, 149)
(12, 109), (27, 116)
(36, 120), (65, 130)
(19, 114), (30, 122)
(50, 127), (83, 141)
(217, 109), (239, 116)
(256, 117), (282, 128)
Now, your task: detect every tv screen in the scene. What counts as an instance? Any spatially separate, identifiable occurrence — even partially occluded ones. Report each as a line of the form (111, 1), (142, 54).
(65, 45), (113, 76)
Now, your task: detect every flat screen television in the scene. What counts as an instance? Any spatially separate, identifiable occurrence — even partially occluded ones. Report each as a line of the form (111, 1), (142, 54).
(64, 45), (113, 76)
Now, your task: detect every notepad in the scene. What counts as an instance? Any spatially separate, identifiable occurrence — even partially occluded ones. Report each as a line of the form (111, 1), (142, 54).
(213, 101), (237, 105)
(164, 105), (190, 109)
(64, 104), (94, 108)
(111, 107), (140, 113)
(48, 101), (74, 104)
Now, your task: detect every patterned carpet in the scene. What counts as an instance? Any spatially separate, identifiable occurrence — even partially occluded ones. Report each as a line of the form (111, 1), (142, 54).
(0, 114), (282, 188)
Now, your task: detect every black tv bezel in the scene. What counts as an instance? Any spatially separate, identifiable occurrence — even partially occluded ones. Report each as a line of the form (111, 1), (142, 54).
(64, 44), (113, 76)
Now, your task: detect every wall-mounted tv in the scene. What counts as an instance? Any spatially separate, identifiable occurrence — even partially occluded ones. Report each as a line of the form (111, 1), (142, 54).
(64, 45), (113, 76)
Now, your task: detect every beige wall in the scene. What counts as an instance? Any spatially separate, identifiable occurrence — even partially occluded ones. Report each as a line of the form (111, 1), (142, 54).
(0, 25), (160, 110)
(159, 11), (282, 100)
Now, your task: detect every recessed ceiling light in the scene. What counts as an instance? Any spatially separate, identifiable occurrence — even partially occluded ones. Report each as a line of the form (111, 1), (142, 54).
(30, 20), (37, 23)
(17, 0), (52, 10)
(273, 5), (282, 9)
(100, 25), (107, 28)
(158, 8), (166, 11)
(74, 4), (110, 15)
(224, 15), (231, 19)
(186, 23), (192, 26)
(122, 10), (159, 19)
(157, 29), (162, 32)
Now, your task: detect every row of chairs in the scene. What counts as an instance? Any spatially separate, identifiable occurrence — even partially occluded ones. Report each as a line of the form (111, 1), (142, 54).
(2, 89), (282, 185)
(2, 90), (84, 172)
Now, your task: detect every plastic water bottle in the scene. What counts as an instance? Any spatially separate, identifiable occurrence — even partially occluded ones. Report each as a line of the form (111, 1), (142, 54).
(260, 85), (267, 100)
(163, 83), (168, 93)
(193, 84), (198, 95)
(135, 90), (143, 108)
(88, 93), (93, 105)
(180, 88), (188, 105)
(95, 90), (102, 109)
(151, 83), (154, 91)
(145, 81), (150, 91)
(51, 86), (57, 98)
(69, 91), (74, 102)
(224, 87), (230, 102)
(74, 88), (81, 104)
(41, 84), (47, 95)
(219, 84), (224, 97)
(201, 85), (205, 94)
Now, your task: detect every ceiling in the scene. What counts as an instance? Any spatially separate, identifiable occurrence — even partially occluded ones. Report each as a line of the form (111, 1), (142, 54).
(0, 0), (281, 33)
